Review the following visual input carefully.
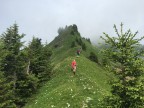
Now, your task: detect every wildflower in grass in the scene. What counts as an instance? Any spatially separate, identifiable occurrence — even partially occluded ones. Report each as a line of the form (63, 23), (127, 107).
(67, 103), (70, 107)
(85, 97), (93, 105)
(51, 105), (55, 107)
(83, 85), (86, 89)
(72, 94), (76, 98)
(82, 101), (88, 108)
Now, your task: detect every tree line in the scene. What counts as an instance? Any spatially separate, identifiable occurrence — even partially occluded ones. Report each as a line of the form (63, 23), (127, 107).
(0, 23), (52, 108)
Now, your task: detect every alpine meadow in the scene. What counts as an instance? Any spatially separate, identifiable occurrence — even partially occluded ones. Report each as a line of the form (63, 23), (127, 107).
(0, 23), (144, 108)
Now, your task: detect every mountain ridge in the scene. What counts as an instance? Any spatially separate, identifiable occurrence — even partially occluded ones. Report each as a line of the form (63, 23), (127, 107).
(24, 24), (111, 108)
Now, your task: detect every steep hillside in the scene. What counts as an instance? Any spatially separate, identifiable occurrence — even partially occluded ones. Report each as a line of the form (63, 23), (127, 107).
(24, 55), (111, 108)
(49, 24), (100, 64)
(24, 25), (112, 108)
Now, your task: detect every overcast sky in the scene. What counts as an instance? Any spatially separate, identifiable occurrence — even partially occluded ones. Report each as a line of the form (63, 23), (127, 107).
(0, 0), (144, 44)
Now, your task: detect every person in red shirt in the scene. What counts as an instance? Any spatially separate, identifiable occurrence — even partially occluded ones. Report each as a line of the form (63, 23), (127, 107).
(71, 59), (77, 75)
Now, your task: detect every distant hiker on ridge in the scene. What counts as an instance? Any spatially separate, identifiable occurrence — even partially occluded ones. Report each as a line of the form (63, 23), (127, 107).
(71, 59), (77, 75)
(76, 48), (82, 56)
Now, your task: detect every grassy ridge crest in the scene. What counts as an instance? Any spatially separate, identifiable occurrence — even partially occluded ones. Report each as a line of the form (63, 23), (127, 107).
(24, 24), (111, 108)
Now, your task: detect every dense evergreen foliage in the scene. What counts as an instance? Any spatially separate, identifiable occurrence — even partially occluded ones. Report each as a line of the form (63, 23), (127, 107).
(0, 24), (52, 107)
(89, 52), (98, 63)
(0, 71), (16, 108)
(101, 23), (144, 108)
(28, 37), (52, 83)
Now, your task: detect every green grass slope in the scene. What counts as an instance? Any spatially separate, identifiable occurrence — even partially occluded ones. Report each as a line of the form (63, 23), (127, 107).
(24, 25), (112, 108)
(24, 55), (111, 108)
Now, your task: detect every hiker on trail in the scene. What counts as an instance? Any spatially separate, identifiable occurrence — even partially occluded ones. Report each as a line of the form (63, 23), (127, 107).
(71, 59), (77, 75)
(77, 48), (82, 56)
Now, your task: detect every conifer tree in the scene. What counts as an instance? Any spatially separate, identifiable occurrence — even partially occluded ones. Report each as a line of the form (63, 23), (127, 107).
(0, 23), (25, 106)
(14, 49), (39, 106)
(1, 23), (24, 86)
(28, 37), (52, 83)
(0, 40), (16, 107)
(38, 45), (52, 82)
(101, 23), (144, 108)
(28, 37), (43, 76)
(0, 24), (52, 107)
